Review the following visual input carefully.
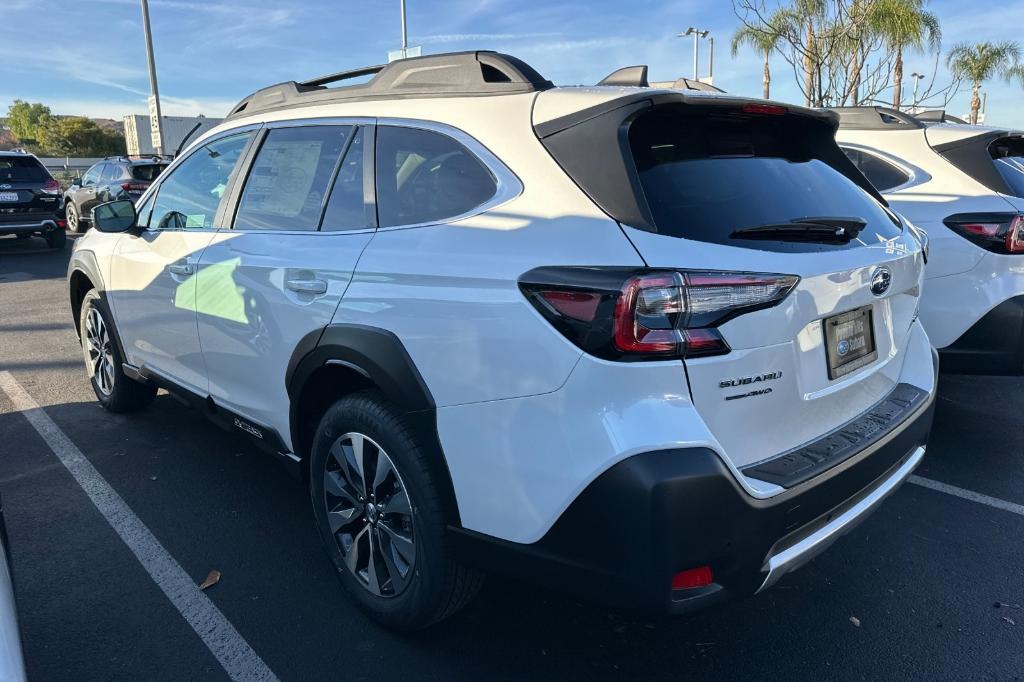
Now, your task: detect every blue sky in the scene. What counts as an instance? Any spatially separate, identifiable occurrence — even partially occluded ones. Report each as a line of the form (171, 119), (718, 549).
(3, 0), (1024, 126)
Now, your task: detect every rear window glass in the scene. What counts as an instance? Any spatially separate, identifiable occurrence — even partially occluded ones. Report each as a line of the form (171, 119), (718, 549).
(131, 164), (167, 182)
(629, 109), (901, 250)
(0, 156), (48, 182)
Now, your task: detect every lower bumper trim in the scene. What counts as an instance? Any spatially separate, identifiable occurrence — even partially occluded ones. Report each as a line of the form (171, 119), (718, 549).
(758, 445), (925, 593)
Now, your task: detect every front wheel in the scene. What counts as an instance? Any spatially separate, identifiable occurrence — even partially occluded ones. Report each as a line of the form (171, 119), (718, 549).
(79, 289), (156, 412)
(309, 391), (482, 630)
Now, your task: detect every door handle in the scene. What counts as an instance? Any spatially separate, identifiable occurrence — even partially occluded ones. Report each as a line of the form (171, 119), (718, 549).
(168, 262), (195, 276)
(285, 278), (328, 295)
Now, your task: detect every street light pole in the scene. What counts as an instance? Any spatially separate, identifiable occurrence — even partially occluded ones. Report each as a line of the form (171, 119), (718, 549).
(400, 0), (408, 59)
(140, 0), (164, 155)
(680, 27), (710, 81)
(707, 35), (714, 83)
(910, 72), (925, 108)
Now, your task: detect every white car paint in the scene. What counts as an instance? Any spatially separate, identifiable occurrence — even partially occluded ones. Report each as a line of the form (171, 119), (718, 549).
(837, 122), (1024, 349)
(69, 75), (934, 549)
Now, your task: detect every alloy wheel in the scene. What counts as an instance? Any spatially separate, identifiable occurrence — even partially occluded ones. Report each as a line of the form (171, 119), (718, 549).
(323, 432), (416, 597)
(66, 204), (78, 232)
(84, 306), (114, 396)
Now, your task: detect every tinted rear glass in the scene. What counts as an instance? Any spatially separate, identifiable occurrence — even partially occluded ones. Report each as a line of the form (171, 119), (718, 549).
(629, 109), (901, 250)
(0, 156), (48, 182)
(131, 164), (167, 182)
(989, 137), (1024, 198)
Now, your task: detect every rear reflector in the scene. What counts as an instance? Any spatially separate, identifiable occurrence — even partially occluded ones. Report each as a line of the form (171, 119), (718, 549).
(57, 219), (67, 229)
(539, 290), (602, 322)
(672, 566), (714, 590)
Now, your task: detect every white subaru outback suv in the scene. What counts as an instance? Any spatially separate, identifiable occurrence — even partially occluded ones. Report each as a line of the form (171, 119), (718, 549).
(836, 106), (1024, 374)
(68, 52), (937, 629)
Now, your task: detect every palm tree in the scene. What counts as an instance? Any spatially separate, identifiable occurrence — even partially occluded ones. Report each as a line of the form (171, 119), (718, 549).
(731, 15), (786, 100)
(947, 41), (1023, 124)
(868, 0), (941, 110)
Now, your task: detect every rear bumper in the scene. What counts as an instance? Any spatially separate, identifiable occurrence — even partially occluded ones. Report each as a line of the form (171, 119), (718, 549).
(939, 295), (1024, 375)
(450, 357), (936, 614)
(0, 215), (62, 235)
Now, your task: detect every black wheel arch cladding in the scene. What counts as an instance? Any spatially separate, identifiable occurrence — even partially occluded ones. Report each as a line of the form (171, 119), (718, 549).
(287, 323), (461, 525)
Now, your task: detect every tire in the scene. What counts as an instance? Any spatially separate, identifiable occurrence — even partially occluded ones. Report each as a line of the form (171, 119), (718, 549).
(309, 391), (482, 630)
(44, 228), (66, 250)
(79, 289), (157, 412)
(66, 202), (84, 233)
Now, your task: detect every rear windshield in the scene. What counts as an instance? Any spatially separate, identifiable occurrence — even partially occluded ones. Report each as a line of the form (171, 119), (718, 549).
(628, 109), (901, 250)
(131, 164), (167, 182)
(0, 156), (49, 182)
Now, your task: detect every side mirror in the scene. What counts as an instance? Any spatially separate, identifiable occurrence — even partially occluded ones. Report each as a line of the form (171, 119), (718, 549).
(93, 200), (137, 233)
(72, 177), (83, 186)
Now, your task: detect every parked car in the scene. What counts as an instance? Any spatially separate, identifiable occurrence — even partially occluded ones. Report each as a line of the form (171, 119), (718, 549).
(835, 106), (1024, 374)
(63, 156), (169, 233)
(0, 149), (66, 249)
(0, 494), (27, 682)
(68, 51), (937, 630)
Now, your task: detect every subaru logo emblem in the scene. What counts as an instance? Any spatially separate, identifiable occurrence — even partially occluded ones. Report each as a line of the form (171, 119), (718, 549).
(0, 184), (10, 190)
(870, 266), (892, 297)
(836, 339), (851, 356)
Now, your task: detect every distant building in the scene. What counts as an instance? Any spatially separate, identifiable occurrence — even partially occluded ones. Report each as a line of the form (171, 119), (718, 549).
(123, 114), (223, 156)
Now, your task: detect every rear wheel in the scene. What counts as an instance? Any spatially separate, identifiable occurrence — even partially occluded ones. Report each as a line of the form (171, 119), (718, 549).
(79, 289), (156, 412)
(45, 228), (66, 250)
(310, 391), (482, 630)
(66, 202), (83, 233)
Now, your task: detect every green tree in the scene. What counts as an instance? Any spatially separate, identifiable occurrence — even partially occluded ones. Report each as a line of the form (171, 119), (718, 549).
(868, 0), (941, 109)
(947, 41), (1023, 124)
(6, 100), (52, 146)
(731, 12), (787, 99)
(37, 117), (126, 157)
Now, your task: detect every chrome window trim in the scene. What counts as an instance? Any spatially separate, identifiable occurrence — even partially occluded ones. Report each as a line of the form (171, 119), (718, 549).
(839, 142), (925, 194)
(372, 117), (523, 232)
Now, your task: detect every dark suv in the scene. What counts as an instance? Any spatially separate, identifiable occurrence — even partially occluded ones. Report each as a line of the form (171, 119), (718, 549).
(0, 150), (66, 249)
(64, 156), (169, 233)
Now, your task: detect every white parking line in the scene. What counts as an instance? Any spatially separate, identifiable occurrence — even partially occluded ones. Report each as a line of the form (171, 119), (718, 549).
(0, 371), (279, 682)
(908, 475), (1024, 517)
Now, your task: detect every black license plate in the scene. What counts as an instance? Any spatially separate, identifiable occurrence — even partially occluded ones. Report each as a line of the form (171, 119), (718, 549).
(823, 306), (877, 380)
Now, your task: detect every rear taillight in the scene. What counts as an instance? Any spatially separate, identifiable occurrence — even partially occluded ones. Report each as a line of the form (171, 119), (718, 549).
(520, 267), (799, 360)
(121, 182), (148, 193)
(944, 213), (1024, 254)
(41, 178), (60, 195)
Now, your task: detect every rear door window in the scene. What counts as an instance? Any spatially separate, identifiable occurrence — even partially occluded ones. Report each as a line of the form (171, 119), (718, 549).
(628, 108), (901, 250)
(321, 127), (369, 231)
(234, 125), (351, 232)
(0, 156), (48, 182)
(101, 163), (124, 183)
(375, 126), (496, 227)
(842, 148), (911, 191)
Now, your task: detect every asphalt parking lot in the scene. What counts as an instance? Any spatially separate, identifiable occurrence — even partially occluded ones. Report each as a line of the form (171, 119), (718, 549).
(1, 233), (1022, 681)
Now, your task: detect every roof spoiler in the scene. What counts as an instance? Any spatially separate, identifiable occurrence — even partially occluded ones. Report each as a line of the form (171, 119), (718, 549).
(597, 65), (649, 87)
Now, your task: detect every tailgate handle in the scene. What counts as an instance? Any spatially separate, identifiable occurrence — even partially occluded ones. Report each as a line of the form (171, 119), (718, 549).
(168, 262), (194, 276)
(285, 278), (328, 295)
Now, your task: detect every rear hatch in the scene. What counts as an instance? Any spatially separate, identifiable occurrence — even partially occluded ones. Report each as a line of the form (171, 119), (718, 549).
(536, 94), (925, 469)
(0, 155), (60, 222)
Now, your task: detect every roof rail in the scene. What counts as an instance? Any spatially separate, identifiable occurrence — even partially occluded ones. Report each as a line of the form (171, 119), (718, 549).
(831, 106), (924, 130)
(104, 154), (172, 162)
(226, 50), (554, 120)
(597, 65), (649, 87)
